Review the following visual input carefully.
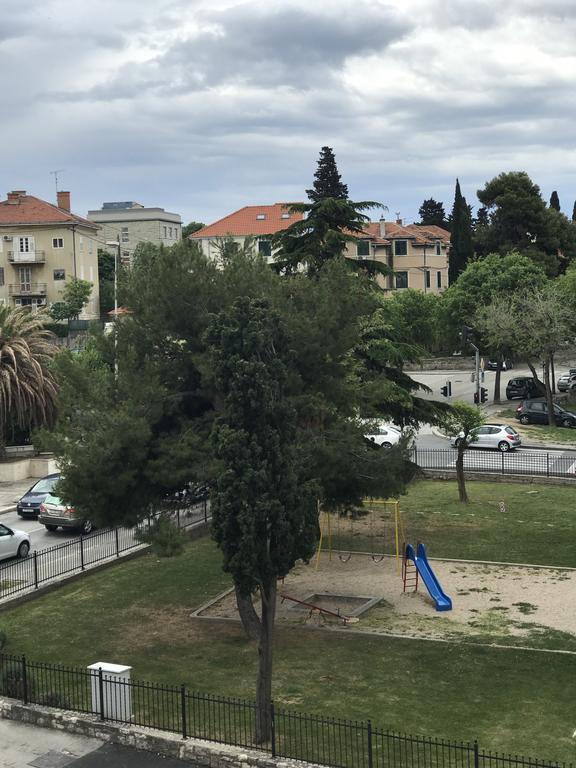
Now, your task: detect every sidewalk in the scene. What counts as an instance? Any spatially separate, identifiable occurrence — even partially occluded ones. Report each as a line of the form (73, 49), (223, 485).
(0, 478), (34, 514)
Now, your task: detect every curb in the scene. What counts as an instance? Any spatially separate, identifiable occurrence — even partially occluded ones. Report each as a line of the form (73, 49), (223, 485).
(0, 505), (15, 516)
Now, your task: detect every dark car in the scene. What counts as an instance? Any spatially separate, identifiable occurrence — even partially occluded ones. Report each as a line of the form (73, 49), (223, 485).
(515, 399), (576, 427)
(505, 377), (541, 400)
(16, 473), (60, 519)
(487, 359), (513, 371)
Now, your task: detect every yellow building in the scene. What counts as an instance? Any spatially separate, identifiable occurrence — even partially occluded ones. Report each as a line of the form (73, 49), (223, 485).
(0, 190), (100, 318)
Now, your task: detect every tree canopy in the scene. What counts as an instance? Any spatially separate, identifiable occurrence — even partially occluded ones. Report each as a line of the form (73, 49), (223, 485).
(50, 278), (93, 322)
(306, 146), (349, 202)
(448, 179), (473, 284)
(418, 198), (448, 229)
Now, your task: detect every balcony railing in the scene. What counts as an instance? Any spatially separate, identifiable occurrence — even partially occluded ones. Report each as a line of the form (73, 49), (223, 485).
(8, 250), (46, 264)
(8, 283), (48, 296)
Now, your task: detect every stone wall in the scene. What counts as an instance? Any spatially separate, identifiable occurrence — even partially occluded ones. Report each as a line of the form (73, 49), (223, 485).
(0, 698), (309, 768)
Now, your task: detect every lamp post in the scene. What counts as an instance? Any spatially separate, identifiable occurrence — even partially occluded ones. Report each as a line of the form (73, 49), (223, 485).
(106, 237), (120, 380)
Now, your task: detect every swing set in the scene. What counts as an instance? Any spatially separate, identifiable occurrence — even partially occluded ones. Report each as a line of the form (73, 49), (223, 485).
(314, 499), (406, 573)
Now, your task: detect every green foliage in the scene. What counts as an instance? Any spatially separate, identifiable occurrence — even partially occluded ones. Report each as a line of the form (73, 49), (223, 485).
(448, 179), (473, 283)
(0, 663), (34, 699)
(439, 401), (484, 446)
(182, 221), (205, 239)
(306, 146), (349, 202)
(136, 517), (186, 557)
(418, 198), (447, 228)
(549, 190), (560, 211)
(50, 278), (93, 321)
(0, 628), (7, 649)
(373, 289), (442, 353)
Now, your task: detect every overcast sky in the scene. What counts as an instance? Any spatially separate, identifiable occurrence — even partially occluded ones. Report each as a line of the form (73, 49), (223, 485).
(2, 0), (576, 226)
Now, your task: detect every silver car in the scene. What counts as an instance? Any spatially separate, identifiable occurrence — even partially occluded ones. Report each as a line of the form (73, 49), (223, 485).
(450, 423), (521, 452)
(557, 373), (576, 392)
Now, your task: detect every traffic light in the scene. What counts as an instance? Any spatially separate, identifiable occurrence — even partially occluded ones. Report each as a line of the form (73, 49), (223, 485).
(440, 381), (452, 397)
(474, 392), (479, 404)
(459, 325), (474, 348)
(480, 387), (488, 403)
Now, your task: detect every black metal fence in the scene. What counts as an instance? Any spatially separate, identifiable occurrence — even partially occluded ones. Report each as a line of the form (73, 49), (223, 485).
(0, 501), (209, 601)
(0, 653), (571, 768)
(410, 448), (576, 479)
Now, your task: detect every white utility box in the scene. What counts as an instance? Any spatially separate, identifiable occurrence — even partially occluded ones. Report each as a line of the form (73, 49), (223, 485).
(87, 662), (132, 721)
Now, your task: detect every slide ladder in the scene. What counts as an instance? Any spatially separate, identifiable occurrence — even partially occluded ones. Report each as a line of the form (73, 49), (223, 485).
(404, 543), (452, 612)
(402, 553), (419, 593)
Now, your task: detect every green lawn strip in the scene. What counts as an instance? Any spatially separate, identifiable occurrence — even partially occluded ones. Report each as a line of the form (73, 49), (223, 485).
(332, 479), (576, 567)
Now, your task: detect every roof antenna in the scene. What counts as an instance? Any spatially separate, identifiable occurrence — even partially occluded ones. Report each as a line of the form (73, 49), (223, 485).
(50, 169), (65, 194)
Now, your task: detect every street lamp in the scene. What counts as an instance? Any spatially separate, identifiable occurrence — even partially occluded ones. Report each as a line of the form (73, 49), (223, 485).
(106, 238), (120, 380)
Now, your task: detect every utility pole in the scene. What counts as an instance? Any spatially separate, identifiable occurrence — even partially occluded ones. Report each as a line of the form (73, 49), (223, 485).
(106, 237), (120, 381)
(50, 169), (65, 194)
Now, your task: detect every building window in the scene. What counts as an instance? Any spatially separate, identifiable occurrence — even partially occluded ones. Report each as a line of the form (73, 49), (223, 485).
(54, 269), (66, 281)
(395, 271), (408, 289)
(169, 227), (173, 238)
(356, 240), (370, 257)
(52, 238), (64, 249)
(0, 268), (4, 286)
(163, 226), (167, 238)
(258, 240), (272, 259)
(435, 241), (442, 255)
(437, 271), (442, 288)
(18, 237), (31, 253)
(394, 240), (408, 256)
(281, 212), (290, 219)
(256, 213), (266, 220)
(121, 227), (129, 243)
(425, 271), (431, 289)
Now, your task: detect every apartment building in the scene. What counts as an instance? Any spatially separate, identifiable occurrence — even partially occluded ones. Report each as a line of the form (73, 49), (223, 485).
(0, 190), (100, 318)
(88, 201), (182, 264)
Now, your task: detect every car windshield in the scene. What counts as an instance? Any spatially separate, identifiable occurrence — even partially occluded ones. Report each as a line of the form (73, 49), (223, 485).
(44, 493), (62, 504)
(30, 476), (59, 494)
(505, 427), (519, 435)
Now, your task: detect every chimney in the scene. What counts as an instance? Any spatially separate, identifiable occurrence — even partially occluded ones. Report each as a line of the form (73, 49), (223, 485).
(57, 190), (71, 212)
(379, 217), (386, 237)
(396, 217), (402, 226)
(7, 190), (25, 204)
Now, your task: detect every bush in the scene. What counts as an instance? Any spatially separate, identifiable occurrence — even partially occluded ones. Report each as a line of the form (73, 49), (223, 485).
(0, 629), (7, 650)
(0, 662), (35, 700)
(37, 690), (72, 709)
(136, 516), (185, 557)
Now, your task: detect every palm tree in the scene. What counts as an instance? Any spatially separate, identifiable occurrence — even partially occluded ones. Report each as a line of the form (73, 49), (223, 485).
(0, 306), (59, 451)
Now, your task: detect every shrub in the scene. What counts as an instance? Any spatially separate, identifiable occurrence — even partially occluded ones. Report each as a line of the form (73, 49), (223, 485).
(136, 516), (185, 557)
(37, 690), (72, 709)
(0, 629), (7, 650)
(0, 662), (35, 700)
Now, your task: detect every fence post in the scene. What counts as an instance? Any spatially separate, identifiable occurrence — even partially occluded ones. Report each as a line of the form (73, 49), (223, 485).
(181, 684), (187, 740)
(474, 740), (480, 768)
(21, 655), (28, 705)
(115, 527), (120, 557)
(98, 667), (105, 721)
(177, 508), (181, 529)
(203, 499), (207, 523)
(80, 536), (85, 572)
(547, 452), (550, 477)
(501, 450), (505, 475)
(367, 719), (373, 768)
(33, 551), (38, 589)
(270, 701), (276, 757)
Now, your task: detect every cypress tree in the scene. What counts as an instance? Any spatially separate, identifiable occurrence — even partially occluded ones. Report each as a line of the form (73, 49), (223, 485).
(572, 201), (576, 222)
(448, 179), (474, 284)
(306, 146), (349, 202)
(550, 191), (560, 211)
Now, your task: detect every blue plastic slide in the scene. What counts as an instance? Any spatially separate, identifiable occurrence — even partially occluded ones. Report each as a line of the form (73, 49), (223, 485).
(405, 543), (452, 612)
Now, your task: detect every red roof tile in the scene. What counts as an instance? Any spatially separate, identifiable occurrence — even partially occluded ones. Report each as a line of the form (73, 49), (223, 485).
(0, 192), (98, 228)
(191, 203), (304, 239)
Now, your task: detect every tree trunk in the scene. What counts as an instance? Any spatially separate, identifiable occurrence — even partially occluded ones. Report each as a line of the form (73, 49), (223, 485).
(254, 575), (277, 744)
(235, 583), (261, 642)
(456, 446), (468, 503)
(527, 361), (545, 395)
(550, 354), (556, 394)
(543, 361), (556, 427)
(493, 365), (502, 403)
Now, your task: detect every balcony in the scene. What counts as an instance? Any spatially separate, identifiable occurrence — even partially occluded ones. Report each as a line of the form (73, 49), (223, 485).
(8, 283), (48, 296)
(8, 251), (46, 264)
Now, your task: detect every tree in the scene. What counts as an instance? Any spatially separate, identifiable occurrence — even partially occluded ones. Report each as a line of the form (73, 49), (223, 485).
(182, 221), (205, 239)
(0, 307), (59, 453)
(206, 297), (317, 742)
(550, 191), (560, 211)
(439, 402), (485, 502)
(418, 198), (447, 229)
(98, 249), (116, 316)
(448, 179), (473, 284)
(50, 278), (93, 322)
(572, 201), (576, 223)
(306, 146), (349, 202)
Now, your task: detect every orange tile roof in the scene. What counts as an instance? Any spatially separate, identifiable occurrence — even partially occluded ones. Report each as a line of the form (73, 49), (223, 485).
(191, 203), (304, 239)
(0, 192), (98, 228)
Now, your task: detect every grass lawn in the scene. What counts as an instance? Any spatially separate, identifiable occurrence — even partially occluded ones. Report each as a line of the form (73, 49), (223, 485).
(2, 482), (576, 762)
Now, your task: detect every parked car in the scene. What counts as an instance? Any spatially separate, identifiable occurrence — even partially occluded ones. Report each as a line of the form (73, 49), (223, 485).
(450, 423), (521, 452)
(486, 359), (513, 371)
(16, 473), (60, 519)
(0, 522), (31, 561)
(364, 424), (403, 448)
(557, 372), (576, 392)
(505, 377), (542, 400)
(515, 399), (576, 427)
(38, 492), (95, 534)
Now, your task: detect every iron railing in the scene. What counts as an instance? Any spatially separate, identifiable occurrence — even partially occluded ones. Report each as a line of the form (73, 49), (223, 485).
(410, 447), (576, 479)
(0, 653), (571, 768)
(0, 500), (209, 601)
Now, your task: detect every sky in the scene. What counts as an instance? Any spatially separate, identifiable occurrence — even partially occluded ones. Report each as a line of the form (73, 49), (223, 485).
(2, 0), (576, 227)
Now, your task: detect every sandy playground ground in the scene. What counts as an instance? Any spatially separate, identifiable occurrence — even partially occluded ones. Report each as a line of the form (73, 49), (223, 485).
(197, 552), (576, 649)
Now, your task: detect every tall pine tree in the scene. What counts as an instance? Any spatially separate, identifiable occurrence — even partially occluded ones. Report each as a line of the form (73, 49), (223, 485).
(550, 191), (560, 211)
(306, 146), (349, 202)
(418, 198), (447, 228)
(448, 179), (473, 284)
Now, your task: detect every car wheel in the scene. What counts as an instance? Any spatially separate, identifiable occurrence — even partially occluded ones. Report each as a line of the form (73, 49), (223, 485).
(80, 520), (93, 535)
(454, 438), (463, 448)
(380, 441), (393, 449)
(519, 415), (530, 425)
(17, 541), (30, 558)
(44, 525), (58, 532)
(498, 441), (511, 452)
(561, 418), (573, 428)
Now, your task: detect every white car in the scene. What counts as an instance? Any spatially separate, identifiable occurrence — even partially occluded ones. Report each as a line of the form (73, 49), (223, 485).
(0, 522), (31, 562)
(450, 423), (521, 452)
(364, 424), (403, 449)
